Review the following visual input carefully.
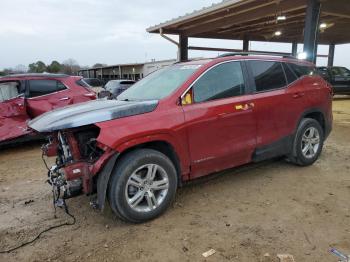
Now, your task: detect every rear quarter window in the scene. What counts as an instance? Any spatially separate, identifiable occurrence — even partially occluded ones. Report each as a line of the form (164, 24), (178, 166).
(288, 63), (315, 78)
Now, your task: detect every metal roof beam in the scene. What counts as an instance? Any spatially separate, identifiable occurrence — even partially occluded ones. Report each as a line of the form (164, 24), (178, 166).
(184, 0), (306, 36)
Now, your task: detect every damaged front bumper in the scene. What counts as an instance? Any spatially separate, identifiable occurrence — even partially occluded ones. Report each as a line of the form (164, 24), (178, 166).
(42, 129), (118, 210)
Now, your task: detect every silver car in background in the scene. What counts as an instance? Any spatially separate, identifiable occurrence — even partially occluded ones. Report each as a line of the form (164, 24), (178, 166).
(99, 79), (135, 98)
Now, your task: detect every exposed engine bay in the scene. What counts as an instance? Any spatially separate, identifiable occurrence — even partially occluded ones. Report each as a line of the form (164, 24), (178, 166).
(43, 125), (113, 209)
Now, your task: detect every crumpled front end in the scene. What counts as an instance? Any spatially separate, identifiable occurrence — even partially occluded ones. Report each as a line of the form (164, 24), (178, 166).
(43, 125), (116, 204)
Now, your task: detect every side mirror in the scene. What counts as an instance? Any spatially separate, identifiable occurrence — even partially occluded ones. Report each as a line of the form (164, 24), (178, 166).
(181, 91), (193, 106)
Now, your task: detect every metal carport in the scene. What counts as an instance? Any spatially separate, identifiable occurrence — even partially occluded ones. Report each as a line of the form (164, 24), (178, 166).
(147, 0), (350, 65)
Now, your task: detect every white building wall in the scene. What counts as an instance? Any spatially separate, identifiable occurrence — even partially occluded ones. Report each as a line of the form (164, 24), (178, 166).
(142, 59), (176, 76)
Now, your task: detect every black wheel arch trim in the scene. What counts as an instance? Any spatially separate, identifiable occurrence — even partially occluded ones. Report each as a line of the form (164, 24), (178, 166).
(292, 108), (329, 157)
(294, 107), (331, 138)
(96, 153), (119, 210)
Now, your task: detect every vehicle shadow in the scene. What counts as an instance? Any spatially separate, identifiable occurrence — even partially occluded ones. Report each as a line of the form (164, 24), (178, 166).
(0, 139), (44, 154)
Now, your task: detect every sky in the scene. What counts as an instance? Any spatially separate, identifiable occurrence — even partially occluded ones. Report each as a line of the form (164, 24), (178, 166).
(1, 0), (350, 70)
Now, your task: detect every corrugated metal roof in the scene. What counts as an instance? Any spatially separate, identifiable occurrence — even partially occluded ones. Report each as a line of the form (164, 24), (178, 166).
(147, 0), (350, 45)
(147, 0), (243, 33)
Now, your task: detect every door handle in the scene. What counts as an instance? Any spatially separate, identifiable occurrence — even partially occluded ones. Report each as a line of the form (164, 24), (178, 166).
(292, 92), (305, 98)
(235, 102), (255, 111)
(59, 97), (70, 101)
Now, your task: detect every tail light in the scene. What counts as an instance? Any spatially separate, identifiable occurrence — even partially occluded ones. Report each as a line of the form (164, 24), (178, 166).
(84, 93), (97, 99)
(326, 82), (334, 96)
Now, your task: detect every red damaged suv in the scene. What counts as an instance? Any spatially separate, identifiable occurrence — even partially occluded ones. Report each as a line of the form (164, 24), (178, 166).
(29, 54), (333, 223)
(0, 74), (96, 146)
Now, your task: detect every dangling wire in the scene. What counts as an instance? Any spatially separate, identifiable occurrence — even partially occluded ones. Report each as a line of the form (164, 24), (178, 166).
(42, 152), (50, 171)
(0, 182), (76, 254)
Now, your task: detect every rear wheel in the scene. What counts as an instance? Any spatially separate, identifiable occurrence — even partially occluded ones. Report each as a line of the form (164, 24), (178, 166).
(289, 118), (324, 166)
(108, 149), (177, 223)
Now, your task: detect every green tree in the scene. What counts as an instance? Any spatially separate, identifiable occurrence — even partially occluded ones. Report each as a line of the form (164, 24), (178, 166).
(0, 68), (14, 75)
(28, 61), (47, 73)
(47, 61), (62, 73)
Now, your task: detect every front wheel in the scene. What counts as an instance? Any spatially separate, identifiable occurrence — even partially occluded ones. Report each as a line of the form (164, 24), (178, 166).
(108, 149), (177, 223)
(289, 118), (324, 166)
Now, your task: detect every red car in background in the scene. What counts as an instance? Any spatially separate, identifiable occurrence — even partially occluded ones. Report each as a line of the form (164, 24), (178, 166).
(0, 74), (96, 146)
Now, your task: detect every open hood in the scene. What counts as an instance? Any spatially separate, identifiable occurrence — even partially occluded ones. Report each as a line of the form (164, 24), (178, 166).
(28, 99), (158, 133)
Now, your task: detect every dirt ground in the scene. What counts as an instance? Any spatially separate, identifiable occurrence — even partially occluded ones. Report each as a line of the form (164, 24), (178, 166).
(0, 97), (350, 262)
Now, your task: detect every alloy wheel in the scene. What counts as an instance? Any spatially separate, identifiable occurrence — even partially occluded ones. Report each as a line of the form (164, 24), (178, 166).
(301, 127), (320, 159)
(125, 164), (169, 212)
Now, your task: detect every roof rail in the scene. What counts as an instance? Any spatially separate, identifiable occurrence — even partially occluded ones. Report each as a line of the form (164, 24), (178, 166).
(1, 73), (69, 78)
(218, 52), (295, 59)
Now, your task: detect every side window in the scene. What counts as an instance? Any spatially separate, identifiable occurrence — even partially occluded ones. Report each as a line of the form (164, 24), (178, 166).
(289, 63), (314, 77)
(193, 61), (245, 103)
(331, 67), (350, 77)
(283, 63), (298, 84)
(0, 81), (20, 102)
(28, 80), (67, 98)
(248, 61), (287, 92)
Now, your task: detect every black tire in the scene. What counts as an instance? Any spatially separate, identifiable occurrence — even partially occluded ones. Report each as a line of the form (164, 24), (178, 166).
(289, 118), (324, 166)
(108, 149), (177, 223)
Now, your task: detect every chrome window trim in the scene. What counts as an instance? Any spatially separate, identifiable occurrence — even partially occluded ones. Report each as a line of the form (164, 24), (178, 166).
(180, 59), (245, 100)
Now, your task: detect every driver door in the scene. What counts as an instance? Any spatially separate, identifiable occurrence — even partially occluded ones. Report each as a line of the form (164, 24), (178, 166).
(182, 61), (256, 179)
(0, 81), (31, 143)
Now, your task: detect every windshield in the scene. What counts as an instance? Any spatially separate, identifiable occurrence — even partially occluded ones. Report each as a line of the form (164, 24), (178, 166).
(118, 65), (200, 100)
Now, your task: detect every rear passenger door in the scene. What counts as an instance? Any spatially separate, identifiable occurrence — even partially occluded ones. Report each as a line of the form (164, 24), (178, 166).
(182, 61), (256, 179)
(246, 60), (310, 160)
(26, 79), (72, 117)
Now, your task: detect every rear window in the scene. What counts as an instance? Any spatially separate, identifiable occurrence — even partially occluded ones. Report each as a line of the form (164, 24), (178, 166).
(120, 81), (135, 85)
(316, 67), (330, 78)
(247, 61), (287, 92)
(28, 80), (67, 98)
(84, 78), (103, 87)
(317, 67), (328, 73)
